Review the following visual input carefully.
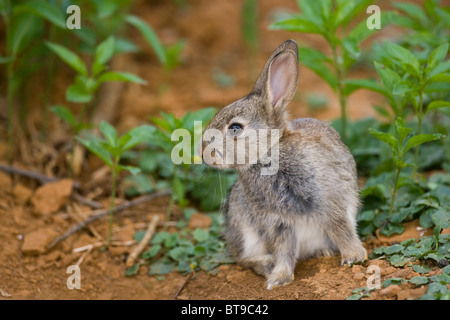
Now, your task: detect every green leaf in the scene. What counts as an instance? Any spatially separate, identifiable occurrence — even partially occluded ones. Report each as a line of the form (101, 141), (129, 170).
(385, 42), (420, 77)
(172, 176), (186, 204)
(300, 57), (338, 90)
(385, 244), (404, 255)
(125, 264), (140, 276)
(76, 137), (112, 167)
(93, 36), (115, 76)
(426, 101), (450, 115)
(443, 265), (450, 275)
(343, 79), (388, 97)
(298, 46), (331, 63)
(168, 247), (189, 261)
(9, 13), (41, 56)
(99, 121), (118, 148)
(142, 244), (161, 259)
(66, 80), (92, 103)
(382, 277), (405, 287)
(126, 15), (167, 67)
(164, 233), (179, 249)
(269, 17), (323, 34)
(181, 107), (217, 132)
(0, 56), (12, 64)
(335, 0), (373, 27)
(430, 274), (450, 285)
(120, 125), (156, 151)
(96, 71), (147, 85)
(150, 231), (170, 245)
(117, 165), (141, 176)
(46, 42), (87, 76)
(368, 128), (397, 150)
(413, 265), (432, 274)
(427, 60), (450, 79)
(403, 133), (442, 153)
(193, 228), (209, 243)
(425, 43), (449, 77)
(347, 11), (397, 44)
(14, 0), (66, 29)
(392, 2), (428, 26)
(409, 276), (429, 286)
(148, 259), (176, 275)
(51, 105), (76, 128)
(373, 61), (404, 94)
(432, 209), (450, 229)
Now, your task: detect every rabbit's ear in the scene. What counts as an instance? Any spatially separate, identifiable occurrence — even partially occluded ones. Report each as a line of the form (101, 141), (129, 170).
(253, 40), (299, 112)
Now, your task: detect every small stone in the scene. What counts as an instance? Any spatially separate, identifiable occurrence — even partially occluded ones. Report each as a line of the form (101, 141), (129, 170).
(188, 213), (212, 229)
(0, 171), (12, 192)
(352, 265), (364, 273)
(21, 227), (59, 255)
(13, 183), (33, 203)
(380, 285), (401, 298)
(31, 179), (73, 215)
(353, 272), (366, 280)
(438, 259), (449, 268)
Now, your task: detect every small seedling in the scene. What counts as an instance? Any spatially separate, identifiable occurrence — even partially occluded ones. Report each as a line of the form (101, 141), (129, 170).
(76, 121), (156, 246)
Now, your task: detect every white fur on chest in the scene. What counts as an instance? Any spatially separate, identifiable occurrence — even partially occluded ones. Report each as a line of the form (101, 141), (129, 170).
(294, 217), (331, 259)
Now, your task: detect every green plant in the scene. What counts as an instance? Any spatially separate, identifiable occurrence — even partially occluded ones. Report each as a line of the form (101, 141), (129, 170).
(370, 233), (450, 300)
(269, 0), (396, 141)
(366, 42), (450, 171)
(76, 121), (155, 245)
(391, 0), (450, 60)
(0, 0), (68, 160)
(125, 14), (185, 91)
(125, 212), (233, 277)
(368, 118), (442, 221)
(47, 36), (146, 173)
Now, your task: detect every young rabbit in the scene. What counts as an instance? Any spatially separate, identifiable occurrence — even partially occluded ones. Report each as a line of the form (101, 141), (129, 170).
(200, 40), (367, 290)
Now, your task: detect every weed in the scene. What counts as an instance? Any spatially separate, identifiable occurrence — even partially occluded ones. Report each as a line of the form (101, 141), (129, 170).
(125, 212), (233, 277)
(47, 36), (146, 174)
(76, 121), (155, 246)
(369, 117), (443, 216)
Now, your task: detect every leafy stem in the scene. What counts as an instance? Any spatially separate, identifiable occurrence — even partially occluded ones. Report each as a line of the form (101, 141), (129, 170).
(106, 155), (119, 246)
(330, 41), (348, 142)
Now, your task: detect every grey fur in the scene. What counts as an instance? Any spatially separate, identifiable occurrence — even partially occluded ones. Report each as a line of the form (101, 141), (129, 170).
(200, 40), (366, 290)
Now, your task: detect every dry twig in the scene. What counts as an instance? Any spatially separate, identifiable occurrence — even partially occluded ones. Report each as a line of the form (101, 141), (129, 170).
(125, 215), (159, 267)
(47, 189), (172, 250)
(0, 163), (81, 189)
(173, 273), (193, 300)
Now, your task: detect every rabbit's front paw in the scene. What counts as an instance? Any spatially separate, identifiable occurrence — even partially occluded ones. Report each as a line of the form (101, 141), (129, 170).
(266, 265), (294, 290)
(341, 246), (367, 266)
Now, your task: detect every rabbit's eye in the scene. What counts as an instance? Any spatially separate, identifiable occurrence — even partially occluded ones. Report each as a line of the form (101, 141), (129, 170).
(228, 123), (243, 136)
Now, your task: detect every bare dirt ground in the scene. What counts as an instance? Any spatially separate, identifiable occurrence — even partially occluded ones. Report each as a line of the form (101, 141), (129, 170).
(0, 0), (443, 300)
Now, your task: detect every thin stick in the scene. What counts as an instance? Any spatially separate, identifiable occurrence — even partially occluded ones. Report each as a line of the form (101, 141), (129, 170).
(126, 215), (159, 267)
(47, 189), (171, 250)
(0, 163), (81, 189)
(75, 244), (94, 266)
(72, 193), (103, 209)
(173, 273), (192, 300)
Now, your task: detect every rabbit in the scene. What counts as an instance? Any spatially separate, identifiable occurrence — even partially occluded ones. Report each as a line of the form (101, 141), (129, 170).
(199, 40), (367, 290)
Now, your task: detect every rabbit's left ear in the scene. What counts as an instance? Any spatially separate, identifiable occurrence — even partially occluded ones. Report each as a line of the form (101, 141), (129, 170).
(253, 40), (299, 112)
